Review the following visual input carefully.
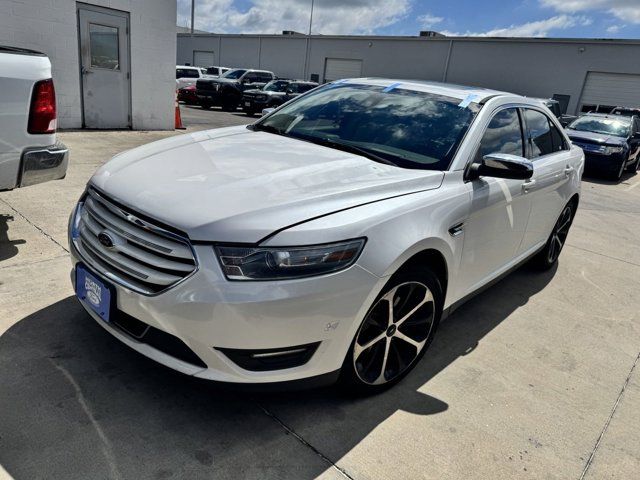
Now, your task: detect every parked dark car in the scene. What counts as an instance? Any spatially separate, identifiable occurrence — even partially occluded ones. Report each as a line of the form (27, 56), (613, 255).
(611, 106), (640, 117)
(538, 98), (577, 126)
(566, 113), (640, 180)
(177, 84), (198, 105)
(204, 65), (231, 77)
(196, 69), (275, 111)
(241, 80), (318, 116)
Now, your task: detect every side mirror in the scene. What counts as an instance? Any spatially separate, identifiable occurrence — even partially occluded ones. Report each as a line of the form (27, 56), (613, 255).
(261, 107), (275, 116)
(467, 153), (533, 181)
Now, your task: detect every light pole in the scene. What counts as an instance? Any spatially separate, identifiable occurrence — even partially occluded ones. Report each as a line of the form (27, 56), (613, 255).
(190, 0), (195, 35)
(303, 0), (315, 80)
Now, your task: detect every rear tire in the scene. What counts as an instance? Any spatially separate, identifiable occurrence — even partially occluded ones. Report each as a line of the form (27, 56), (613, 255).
(530, 201), (575, 270)
(200, 102), (212, 110)
(338, 267), (443, 395)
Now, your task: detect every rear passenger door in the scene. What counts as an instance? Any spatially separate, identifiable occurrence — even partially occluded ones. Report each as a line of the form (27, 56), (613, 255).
(519, 108), (574, 251)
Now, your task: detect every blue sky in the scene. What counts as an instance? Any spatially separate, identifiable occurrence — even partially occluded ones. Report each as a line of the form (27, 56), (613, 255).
(177, 0), (640, 38)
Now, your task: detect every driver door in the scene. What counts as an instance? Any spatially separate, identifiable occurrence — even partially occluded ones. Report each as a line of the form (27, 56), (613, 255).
(459, 107), (533, 296)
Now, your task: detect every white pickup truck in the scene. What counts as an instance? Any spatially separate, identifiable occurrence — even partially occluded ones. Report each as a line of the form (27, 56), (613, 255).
(0, 46), (68, 191)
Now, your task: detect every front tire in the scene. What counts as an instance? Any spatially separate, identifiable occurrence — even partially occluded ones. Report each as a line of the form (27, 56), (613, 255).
(610, 157), (627, 181)
(626, 156), (640, 174)
(221, 98), (238, 111)
(339, 267), (443, 394)
(530, 201), (575, 270)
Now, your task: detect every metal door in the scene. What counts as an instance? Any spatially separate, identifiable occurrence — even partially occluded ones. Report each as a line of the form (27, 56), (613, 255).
(78, 5), (130, 128)
(323, 58), (362, 83)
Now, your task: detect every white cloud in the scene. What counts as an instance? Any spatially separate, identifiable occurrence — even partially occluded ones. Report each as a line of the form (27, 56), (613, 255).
(440, 15), (590, 37)
(541, 0), (640, 24)
(178, 0), (411, 35)
(418, 13), (444, 30)
(606, 24), (625, 33)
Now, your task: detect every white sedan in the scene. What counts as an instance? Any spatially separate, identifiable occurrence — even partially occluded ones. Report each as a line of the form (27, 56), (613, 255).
(68, 79), (584, 393)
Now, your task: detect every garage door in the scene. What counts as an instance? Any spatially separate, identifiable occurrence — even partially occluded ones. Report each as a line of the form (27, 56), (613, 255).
(579, 72), (640, 113)
(324, 58), (363, 83)
(193, 50), (214, 67)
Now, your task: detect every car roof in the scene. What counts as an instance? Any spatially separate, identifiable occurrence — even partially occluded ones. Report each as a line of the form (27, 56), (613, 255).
(176, 65), (199, 69)
(338, 78), (510, 102)
(0, 45), (47, 57)
(579, 113), (633, 121)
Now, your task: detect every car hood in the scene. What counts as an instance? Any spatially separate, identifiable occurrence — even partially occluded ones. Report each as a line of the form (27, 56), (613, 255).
(566, 129), (627, 146)
(245, 90), (286, 96)
(90, 126), (444, 243)
(206, 77), (237, 85)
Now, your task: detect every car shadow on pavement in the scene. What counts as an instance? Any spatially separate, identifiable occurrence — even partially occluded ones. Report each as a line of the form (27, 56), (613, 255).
(581, 170), (637, 185)
(0, 263), (556, 480)
(0, 214), (26, 263)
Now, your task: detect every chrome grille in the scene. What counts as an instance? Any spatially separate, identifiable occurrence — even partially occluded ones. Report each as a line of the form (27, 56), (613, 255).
(73, 188), (197, 295)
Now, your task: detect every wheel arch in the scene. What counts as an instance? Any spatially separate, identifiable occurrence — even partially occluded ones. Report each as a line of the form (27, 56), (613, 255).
(568, 193), (580, 218)
(389, 247), (449, 301)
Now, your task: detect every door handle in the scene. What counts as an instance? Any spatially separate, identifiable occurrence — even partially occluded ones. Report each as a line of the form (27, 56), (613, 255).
(564, 165), (574, 177)
(522, 179), (536, 193)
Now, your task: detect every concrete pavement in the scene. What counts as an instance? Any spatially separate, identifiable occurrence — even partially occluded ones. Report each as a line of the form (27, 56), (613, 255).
(0, 107), (639, 479)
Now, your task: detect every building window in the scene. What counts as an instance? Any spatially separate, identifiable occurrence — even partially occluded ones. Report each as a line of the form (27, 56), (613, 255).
(89, 23), (119, 70)
(581, 104), (615, 114)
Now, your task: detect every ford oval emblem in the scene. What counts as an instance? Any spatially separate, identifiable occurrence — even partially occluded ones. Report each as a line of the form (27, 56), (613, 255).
(98, 231), (115, 249)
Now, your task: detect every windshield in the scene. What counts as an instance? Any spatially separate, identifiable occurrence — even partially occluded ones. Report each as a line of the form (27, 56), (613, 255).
(568, 116), (631, 137)
(221, 69), (246, 79)
(255, 83), (480, 170)
(264, 80), (288, 92)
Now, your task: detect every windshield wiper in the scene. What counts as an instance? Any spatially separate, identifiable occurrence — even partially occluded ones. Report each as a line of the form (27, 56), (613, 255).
(248, 123), (285, 136)
(291, 134), (400, 167)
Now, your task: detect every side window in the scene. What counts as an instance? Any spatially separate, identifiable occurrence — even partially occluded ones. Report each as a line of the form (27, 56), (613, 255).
(258, 73), (273, 83)
(524, 109), (554, 158)
(243, 72), (258, 82)
(477, 108), (524, 161)
(178, 69), (199, 78)
(549, 121), (567, 152)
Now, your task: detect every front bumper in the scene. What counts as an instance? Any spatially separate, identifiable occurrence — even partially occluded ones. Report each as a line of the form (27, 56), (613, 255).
(581, 150), (626, 173)
(177, 91), (198, 103)
(241, 97), (269, 111)
(69, 236), (382, 384)
(196, 89), (219, 103)
(19, 143), (68, 187)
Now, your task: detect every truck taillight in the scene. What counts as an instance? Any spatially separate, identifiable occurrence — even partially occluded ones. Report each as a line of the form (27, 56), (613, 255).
(28, 78), (57, 134)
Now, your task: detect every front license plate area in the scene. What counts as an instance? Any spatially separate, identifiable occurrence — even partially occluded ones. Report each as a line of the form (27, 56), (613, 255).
(244, 101), (251, 107)
(76, 265), (113, 323)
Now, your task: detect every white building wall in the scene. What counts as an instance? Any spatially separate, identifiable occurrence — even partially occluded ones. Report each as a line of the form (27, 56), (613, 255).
(178, 33), (640, 116)
(0, 0), (176, 130)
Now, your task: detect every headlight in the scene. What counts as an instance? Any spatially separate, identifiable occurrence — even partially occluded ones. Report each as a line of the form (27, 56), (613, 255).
(603, 146), (624, 155)
(215, 239), (366, 281)
(69, 201), (83, 241)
